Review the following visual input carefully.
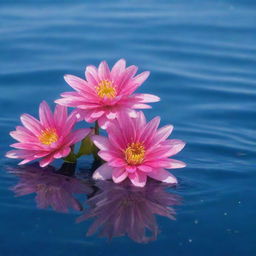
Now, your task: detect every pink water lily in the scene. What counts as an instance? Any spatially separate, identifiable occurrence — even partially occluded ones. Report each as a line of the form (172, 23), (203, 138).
(92, 112), (186, 187)
(55, 59), (160, 129)
(6, 101), (90, 167)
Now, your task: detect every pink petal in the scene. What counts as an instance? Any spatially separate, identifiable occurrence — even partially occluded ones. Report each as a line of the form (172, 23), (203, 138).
(66, 128), (91, 145)
(63, 111), (77, 133)
(108, 158), (127, 168)
(85, 65), (99, 84)
(141, 116), (160, 145)
(98, 61), (111, 80)
(10, 142), (43, 150)
(132, 103), (152, 109)
(93, 163), (113, 180)
(91, 135), (110, 151)
(144, 159), (186, 169)
(125, 166), (137, 173)
(39, 101), (54, 128)
(112, 168), (128, 183)
(147, 168), (178, 184)
(166, 159), (186, 169)
(98, 115), (110, 129)
(55, 96), (87, 108)
(20, 114), (42, 136)
(39, 154), (54, 167)
(132, 111), (146, 141)
(81, 109), (100, 122)
(18, 157), (36, 165)
(34, 151), (50, 158)
(10, 130), (37, 143)
(54, 147), (71, 159)
(54, 104), (68, 129)
(132, 71), (150, 86)
(6, 149), (33, 159)
(64, 74), (90, 92)
(161, 139), (186, 156)
(98, 151), (116, 161)
(106, 110), (117, 120)
(128, 171), (147, 187)
(61, 91), (96, 101)
(138, 165), (153, 173)
(118, 65), (138, 90)
(134, 93), (160, 103)
(150, 125), (174, 147)
(127, 109), (137, 118)
(111, 59), (126, 81)
(90, 110), (105, 119)
(117, 111), (136, 143)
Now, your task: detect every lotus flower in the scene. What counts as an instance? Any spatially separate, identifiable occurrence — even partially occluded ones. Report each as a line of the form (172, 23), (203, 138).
(77, 179), (181, 243)
(92, 112), (186, 187)
(55, 59), (160, 129)
(8, 163), (93, 213)
(6, 101), (90, 167)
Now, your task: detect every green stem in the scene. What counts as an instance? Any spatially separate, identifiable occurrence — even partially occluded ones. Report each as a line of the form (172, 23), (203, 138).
(95, 121), (99, 135)
(93, 121), (101, 161)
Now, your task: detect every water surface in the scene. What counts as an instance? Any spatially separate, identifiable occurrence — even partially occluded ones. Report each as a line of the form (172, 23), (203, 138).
(0, 0), (255, 255)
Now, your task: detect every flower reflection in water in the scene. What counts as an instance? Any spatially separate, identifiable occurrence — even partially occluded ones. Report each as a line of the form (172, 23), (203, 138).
(77, 179), (182, 243)
(8, 163), (93, 213)
(8, 163), (182, 243)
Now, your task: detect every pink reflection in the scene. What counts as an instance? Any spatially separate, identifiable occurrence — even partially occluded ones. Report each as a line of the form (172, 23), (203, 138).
(8, 163), (93, 213)
(77, 179), (182, 243)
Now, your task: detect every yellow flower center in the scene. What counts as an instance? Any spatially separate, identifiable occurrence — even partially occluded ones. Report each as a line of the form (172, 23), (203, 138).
(38, 129), (58, 145)
(96, 80), (117, 99)
(124, 142), (145, 165)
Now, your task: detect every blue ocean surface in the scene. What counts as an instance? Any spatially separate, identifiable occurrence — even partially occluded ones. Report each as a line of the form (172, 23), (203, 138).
(0, 0), (255, 255)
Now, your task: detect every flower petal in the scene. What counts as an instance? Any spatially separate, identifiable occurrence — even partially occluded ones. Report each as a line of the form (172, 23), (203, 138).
(134, 93), (160, 103)
(128, 171), (147, 187)
(54, 104), (68, 129)
(112, 168), (128, 183)
(98, 115), (110, 129)
(64, 74), (93, 93)
(91, 135), (110, 151)
(93, 163), (113, 180)
(20, 114), (42, 136)
(111, 59), (126, 80)
(141, 116), (160, 145)
(133, 71), (150, 86)
(147, 168), (178, 184)
(54, 147), (71, 159)
(125, 166), (137, 173)
(98, 151), (116, 161)
(98, 60), (111, 80)
(65, 128), (91, 145)
(138, 165), (153, 173)
(39, 101), (54, 128)
(39, 154), (54, 167)
(161, 139), (186, 156)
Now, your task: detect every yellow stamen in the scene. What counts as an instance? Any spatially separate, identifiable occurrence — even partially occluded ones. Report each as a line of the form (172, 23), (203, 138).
(38, 128), (58, 145)
(124, 142), (145, 165)
(96, 80), (117, 99)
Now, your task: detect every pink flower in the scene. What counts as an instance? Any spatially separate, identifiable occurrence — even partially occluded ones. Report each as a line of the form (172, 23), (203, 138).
(6, 101), (90, 167)
(55, 59), (160, 129)
(77, 179), (181, 243)
(92, 112), (186, 187)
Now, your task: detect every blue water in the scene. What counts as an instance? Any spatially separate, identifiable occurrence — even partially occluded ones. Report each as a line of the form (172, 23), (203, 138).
(1, 0), (256, 255)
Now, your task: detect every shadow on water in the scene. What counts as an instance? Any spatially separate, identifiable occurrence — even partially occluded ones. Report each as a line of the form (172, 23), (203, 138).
(6, 162), (182, 243)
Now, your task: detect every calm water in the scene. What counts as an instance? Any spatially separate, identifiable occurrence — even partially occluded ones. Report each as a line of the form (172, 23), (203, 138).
(0, 0), (256, 255)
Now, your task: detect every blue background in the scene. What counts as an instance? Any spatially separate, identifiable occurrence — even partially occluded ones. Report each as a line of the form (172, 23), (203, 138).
(0, 0), (255, 255)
